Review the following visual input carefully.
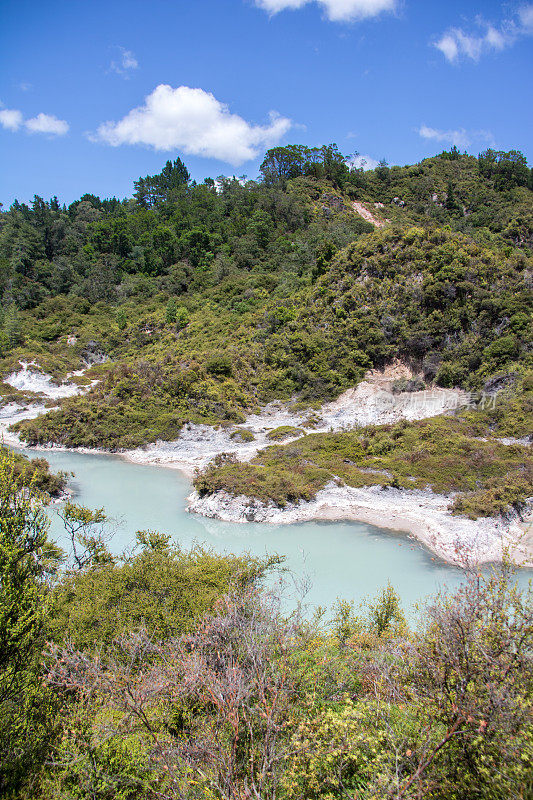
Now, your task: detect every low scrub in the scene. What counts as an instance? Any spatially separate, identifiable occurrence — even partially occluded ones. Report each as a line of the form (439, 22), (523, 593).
(194, 399), (533, 518)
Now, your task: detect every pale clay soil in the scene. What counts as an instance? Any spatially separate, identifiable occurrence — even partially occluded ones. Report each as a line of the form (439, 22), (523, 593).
(1, 360), (531, 568)
(351, 201), (388, 228)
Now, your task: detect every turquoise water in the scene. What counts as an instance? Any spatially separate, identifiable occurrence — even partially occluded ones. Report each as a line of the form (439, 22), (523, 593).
(23, 448), (531, 618)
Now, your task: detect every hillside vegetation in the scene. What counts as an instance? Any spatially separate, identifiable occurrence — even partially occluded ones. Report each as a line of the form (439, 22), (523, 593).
(196, 388), (532, 518)
(0, 145), (532, 514)
(0, 447), (532, 800)
(1, 147), (532, 797)
(0, 146), (531, 449)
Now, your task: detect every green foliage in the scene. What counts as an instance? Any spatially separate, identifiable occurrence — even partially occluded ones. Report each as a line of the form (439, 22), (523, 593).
(194, 402), (532, 518)
(400, 566), (533, 799)
(331, 598), (361, 646)
(312, 226), (531, 392)
(0, 451), (48, 702)
(229, 427), (255, 442)
(196, 452), (332, 506)
(37, 564), (532, 800)
(48, 536), (278, 651)
(205, 352), (233, 377)
(0, 450), (60, 796)
(266, 425), (303, 441)
(165, 296), (177, 323)
(14, 356), (249, 449)
(59, 502), (112, 570)
(115, 307), (127, 330)
(478, 148), (530, 190)
(260, 143), (349, 187)
(1, 147), (531, 543)
(283, 568), (533, 800)
(0, 435), (528, 800)
(0, 446), (67, 497)
(3, 305), (23, 348)
(133, 158), (190, 207)
(281, 699), (402, 798)
(1, 148), (531, 455)
(174, 305), (190, 328)
(367, 581), (406, 636)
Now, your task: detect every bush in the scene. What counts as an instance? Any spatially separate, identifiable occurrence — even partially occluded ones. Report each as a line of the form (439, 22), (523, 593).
(48, 536), (275, 650)
(266, 425), (304, 441)
(205, 353), (233, 377)
(0, 450), (60, 796)
(229, 428), (255, 442)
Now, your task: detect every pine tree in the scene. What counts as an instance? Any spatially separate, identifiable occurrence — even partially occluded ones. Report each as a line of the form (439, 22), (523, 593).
(3, 304), (22, 348)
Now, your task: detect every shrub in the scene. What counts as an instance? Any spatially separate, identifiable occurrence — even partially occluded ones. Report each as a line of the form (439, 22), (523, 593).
(205, 353), (233, 377)
(229, 428), (255, 442)
(266, 425), (304, 441)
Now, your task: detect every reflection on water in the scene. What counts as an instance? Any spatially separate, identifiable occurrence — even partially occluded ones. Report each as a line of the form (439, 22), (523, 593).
(22, 448), (531, 620)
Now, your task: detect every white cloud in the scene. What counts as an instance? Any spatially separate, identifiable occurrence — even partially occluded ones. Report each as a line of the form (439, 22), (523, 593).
(254, 0), (396, 22)
(348, 153), (379, 170)
(418, 125), (470, 148)
(435, 26), (509, 62)
(519, 3), (533, 30)
(93, 84), (292, 165)
(110, 47), (139, 77)
(418, 125), (494, 149)
(0, 103), (69, 136)
(25, 113), (69, 136)
(434, 33), (459, 62)
(434, 4), (533, 63)
(0, 108), (23, 131)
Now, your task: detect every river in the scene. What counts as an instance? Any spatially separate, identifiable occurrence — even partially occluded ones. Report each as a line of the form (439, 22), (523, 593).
(19, 445), (497, 619)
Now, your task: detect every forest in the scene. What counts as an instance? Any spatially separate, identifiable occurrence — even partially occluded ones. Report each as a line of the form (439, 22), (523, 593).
(0, 145), (532, 798)
(0, 144), (531, 515)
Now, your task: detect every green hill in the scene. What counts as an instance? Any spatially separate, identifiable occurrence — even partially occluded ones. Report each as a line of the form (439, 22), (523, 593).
(0, 146), (531, 452)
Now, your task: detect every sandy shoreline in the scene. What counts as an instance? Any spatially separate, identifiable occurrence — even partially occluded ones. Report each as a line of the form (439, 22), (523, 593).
(188, 483), (533, 569)
(1, 361), (531, 569)
(5, 424), (532, 569)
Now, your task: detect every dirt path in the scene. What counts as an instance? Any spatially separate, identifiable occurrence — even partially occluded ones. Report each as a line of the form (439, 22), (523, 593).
(352, 201), (387, 228)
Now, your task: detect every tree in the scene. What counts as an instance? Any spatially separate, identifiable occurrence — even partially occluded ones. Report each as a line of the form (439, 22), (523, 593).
(367, 581), (406, 636)
(445, 180), (460, 212)
(249, 209), (272, 248)
(375, 158), (390, 183)
(0, 450), (58, 794)
(57, 501), (112, 570)
(175, 305), (190, 329)
(177, 226), (212, 268)
(440, 145), (460, 161)
(312, 239), (336, 281)
(259, 145), (309, 185)
(260, 143), (349, 187)
(478, 149), (530, 190)
(319, 143), (349, 187)
(47, 587), (302, 800)
(0, 452), (48, 704)
(166, 296), (177, 323)
(134, 158), (190, 207)
(394, 566), (533, 798)
(2, 303), (22, 348)
(115, 307), (127, 330)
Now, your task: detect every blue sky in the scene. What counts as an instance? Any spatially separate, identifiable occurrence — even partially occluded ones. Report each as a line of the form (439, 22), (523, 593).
(1, 0), (532, 205)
